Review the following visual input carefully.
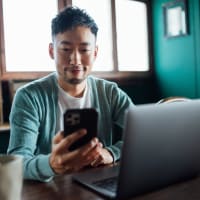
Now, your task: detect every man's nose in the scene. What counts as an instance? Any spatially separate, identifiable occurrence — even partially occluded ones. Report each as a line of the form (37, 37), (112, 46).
(69, 50), (81, 65)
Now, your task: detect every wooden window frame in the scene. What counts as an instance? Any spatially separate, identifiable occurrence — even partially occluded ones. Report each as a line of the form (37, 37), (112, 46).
(0, 0), (153, 84)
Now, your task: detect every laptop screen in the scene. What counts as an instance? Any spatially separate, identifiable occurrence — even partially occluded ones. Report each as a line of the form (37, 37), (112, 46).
(117, 100), (200, 198)
(73, 100), (200, 199)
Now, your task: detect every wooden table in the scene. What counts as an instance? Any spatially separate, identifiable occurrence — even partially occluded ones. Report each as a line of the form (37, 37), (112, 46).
(22, 172), (200, 200)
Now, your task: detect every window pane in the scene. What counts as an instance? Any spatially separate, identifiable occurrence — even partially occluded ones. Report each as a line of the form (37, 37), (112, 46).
(115, 0), (149, 71)
(72, 0), (113, 71)
(3, 0), (57, 72)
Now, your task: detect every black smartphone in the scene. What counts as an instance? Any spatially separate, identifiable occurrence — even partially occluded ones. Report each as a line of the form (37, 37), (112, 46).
(63, 108), (98, 151)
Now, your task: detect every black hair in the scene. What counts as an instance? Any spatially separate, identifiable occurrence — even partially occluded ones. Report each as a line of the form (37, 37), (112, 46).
(51, 6), (98, 39)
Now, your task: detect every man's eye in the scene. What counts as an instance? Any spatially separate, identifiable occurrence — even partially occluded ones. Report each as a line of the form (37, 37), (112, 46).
(81, 49), (90, 53)
(62, 48), (70, 52)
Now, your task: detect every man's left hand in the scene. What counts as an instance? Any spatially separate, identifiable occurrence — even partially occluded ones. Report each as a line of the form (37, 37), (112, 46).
(90, 147), (114, 167)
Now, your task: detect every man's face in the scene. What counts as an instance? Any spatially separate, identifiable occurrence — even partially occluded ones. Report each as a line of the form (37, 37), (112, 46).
(49, 26), (98, 85)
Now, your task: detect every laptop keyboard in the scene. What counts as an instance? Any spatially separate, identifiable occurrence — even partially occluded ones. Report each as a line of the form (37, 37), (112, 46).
(92, 176), (118, 193)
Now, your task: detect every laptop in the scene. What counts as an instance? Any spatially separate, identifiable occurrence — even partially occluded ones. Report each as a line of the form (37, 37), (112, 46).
(72, 99), (200, 199)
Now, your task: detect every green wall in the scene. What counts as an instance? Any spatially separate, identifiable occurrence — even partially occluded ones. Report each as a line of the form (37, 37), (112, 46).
(152, 0), (200, 98)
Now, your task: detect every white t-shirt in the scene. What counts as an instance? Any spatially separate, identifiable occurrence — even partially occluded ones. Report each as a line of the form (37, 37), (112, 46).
(56, 82), (91, 132)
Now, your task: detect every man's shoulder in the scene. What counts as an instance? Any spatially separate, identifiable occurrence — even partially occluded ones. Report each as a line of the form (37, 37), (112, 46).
(17, 72), (57, 94)
(29, 72), (56, 86)
(87, 75), (117, 87)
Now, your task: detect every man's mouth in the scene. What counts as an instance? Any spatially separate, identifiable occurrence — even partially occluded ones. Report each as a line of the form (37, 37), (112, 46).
(64, 67), (84, 72)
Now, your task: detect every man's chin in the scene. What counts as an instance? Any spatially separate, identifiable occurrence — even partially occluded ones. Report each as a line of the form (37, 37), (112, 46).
(66, 78), (85, 85)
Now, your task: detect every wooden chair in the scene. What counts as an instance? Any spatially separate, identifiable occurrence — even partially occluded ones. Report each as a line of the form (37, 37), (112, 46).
(157, 96), (191, 104)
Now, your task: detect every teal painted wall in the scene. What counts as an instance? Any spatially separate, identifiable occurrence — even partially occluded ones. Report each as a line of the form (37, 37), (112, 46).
(152, 0), (200, 98)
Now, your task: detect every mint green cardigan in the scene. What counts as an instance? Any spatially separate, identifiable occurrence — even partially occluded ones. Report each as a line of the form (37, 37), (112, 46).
(8, 73), (133, 182)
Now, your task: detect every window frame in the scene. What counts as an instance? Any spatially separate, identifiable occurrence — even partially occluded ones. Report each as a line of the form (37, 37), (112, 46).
(0, 0), (153, 83)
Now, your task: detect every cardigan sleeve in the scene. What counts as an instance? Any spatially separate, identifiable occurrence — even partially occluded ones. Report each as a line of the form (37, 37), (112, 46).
(7, 87), (55, 182)
(89, 77), (134, 162)
(106, 84), (134, 162)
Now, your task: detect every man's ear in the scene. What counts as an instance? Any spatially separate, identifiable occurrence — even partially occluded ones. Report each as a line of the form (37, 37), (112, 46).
(49, 43), (54, 59)
(94, 45), (98, 59)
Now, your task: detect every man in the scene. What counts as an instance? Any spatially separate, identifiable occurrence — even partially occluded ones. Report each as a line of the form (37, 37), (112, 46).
(7, 6), (133, 182)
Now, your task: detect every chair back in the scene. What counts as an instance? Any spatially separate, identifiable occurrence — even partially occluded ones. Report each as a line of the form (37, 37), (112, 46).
(157, 96), (191, 104)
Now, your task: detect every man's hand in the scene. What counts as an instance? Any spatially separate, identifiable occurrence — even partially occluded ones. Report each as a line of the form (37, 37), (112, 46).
(50, 129), (102, 174)
(90, 146), (114, 167)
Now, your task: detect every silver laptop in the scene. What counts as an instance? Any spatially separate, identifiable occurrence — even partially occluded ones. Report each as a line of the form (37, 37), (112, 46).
(72, 99), (200, 199)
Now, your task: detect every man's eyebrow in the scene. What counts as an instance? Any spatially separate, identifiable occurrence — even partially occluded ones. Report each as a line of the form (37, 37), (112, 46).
(60, 41), (91, 46)
(60, 41), (71, 45)
(80, 42), (91, 46)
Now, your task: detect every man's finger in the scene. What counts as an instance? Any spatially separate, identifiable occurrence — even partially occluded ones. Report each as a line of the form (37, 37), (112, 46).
(64, 129), (87, 149)
(54, 129), (87, 154)
(53, 131), (65, 145)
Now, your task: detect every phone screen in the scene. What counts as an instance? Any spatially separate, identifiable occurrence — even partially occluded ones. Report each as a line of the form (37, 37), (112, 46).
(64, 108), (98, 151)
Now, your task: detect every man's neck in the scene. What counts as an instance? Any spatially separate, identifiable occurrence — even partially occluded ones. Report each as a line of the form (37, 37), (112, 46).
(58, 80), (86, 98)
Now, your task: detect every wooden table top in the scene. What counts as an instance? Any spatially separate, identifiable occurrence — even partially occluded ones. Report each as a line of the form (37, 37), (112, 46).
(22, 171), (200, 200)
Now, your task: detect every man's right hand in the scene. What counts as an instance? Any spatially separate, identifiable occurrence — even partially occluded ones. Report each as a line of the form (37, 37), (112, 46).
(50, 129), (102, 174)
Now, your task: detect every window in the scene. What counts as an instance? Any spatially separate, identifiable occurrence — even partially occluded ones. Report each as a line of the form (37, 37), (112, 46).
(72, 0), (113, 71)
(0, 0), (151, 80)
(0, 0), (58, 79)
(2, 0), (57, 72)
(115, 0), (149, 71)
(73, 0), (149, 72)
